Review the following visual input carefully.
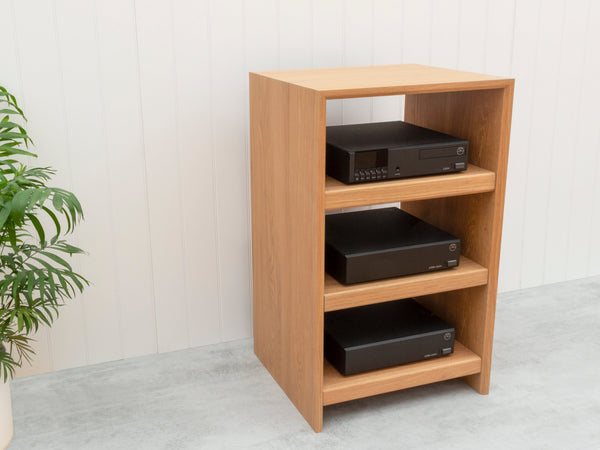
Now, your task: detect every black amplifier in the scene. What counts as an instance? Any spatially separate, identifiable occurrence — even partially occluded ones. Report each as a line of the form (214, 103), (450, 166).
(325, 207), (460, 284)
(325, 298), (455, 375)
(326, 120), (468, 184)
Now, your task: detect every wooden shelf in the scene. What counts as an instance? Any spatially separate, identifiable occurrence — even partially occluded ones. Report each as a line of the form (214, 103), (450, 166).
(324, 165), (495, 211)
(323, 341), (481, 406)
(324, 256), (488, 312)
(254, 64), (512, 99)
(250, 64), (514, 432)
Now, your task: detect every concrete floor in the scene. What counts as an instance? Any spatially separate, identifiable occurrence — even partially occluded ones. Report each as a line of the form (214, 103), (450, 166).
(8, 276), (600, 449)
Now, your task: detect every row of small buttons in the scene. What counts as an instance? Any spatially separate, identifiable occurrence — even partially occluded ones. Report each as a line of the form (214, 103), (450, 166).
(353, 167), (388, 182)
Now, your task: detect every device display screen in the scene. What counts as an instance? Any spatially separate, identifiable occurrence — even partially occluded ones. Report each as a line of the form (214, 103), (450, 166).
(354, 150), (387, 169)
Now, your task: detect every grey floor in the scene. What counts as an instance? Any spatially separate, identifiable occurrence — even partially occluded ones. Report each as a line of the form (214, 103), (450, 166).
(9, 276), (600, 449)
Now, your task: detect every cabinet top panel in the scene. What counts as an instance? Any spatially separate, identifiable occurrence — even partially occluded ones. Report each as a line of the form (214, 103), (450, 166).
(251, 64), (513, 99)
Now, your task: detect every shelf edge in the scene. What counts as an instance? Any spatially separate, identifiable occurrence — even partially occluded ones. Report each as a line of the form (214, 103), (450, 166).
(324, 256), (488, 312)
(325, 165), (495, 211)
(322, 341), (481, 406)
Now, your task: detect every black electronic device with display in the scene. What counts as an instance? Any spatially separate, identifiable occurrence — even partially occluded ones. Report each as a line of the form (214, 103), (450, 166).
(325, 207), (460, 284)
(326, 120), (468, 184)
(324, 298), (455, 375)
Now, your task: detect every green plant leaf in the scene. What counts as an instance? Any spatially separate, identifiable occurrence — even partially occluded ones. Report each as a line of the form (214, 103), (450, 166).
(41, 206), (61, 243)
(52, 192), (63, 212)
(0, 121), (22, 130)
(25, 213), (45, 245)
(1, 85), (87, 381)
(0, 203), (11, 229)
(39, 251), (72, 270)
(0, 131), (28, 140)
(8, 225), (18, 250)
(26, 271), (36, 304)
(11, 189), (35, 219)
(0, 147), (36, 158)
(63, 206), (72, 232)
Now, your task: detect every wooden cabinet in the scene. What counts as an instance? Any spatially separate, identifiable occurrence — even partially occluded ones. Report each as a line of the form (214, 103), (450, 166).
(249, 64), (514, 432)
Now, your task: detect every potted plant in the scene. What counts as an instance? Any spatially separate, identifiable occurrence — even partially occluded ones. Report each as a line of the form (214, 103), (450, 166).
(0, 86), (87, 448)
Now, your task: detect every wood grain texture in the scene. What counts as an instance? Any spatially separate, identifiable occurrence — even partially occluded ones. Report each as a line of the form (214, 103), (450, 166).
(323, 341), (481, 406)
(324, 256), (488, 312)
(325, 165), (495, 210)
(252, 66), (513, 430)
(402, 85), (514, 394)
(254, 64), (513, 99)
(250, 74), (326, 432)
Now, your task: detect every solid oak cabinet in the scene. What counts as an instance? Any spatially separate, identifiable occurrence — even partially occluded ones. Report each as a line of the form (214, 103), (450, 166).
(249, 64), (514, 432)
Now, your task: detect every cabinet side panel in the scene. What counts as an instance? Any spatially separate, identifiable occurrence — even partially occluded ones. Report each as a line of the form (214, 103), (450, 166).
(250, 74), (325, 431)
(403, 86), (514, 394)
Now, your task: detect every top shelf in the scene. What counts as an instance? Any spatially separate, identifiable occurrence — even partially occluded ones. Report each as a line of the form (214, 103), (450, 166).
(251, 64), (513, 99)
(325, 165), (495, 211)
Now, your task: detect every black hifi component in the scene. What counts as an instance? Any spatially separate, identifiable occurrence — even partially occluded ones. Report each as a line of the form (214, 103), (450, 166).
(325, 207), (460, 284)
(326, 120), (469, 184)
(324, 298), (455, 375)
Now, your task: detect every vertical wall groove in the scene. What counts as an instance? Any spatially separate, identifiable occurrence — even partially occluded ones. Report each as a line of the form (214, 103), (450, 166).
(132, 0), (159, 354)
(168, 0), (192, 347)
(50, 0), (90, 368)
(206, 0), (224, 342)
(7, 0), (55, 376)
(517, 0), (542, 289)
(566, 0), (600, 277)
(482, 0), (490, 72)
(241, 0), (254, 332)
(540, 0), (567, 282)
(575, 0), (593, 273)
(91, 0), (125, 360)
(509, 0), (518, 75)
(8, 0), (25, 107)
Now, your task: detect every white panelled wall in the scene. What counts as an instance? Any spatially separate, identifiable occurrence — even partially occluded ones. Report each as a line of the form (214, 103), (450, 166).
(1, 0), (599, 377)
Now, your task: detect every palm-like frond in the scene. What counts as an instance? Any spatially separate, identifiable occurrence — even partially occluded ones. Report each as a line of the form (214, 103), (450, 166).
(0, 85), (88, 381)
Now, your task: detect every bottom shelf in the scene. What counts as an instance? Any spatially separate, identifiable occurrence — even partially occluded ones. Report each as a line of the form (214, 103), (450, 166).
(322, 341), (481, 406)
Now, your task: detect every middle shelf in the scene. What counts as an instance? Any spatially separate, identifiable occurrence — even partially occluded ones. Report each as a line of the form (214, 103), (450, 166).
(324, 256), (488, 312)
